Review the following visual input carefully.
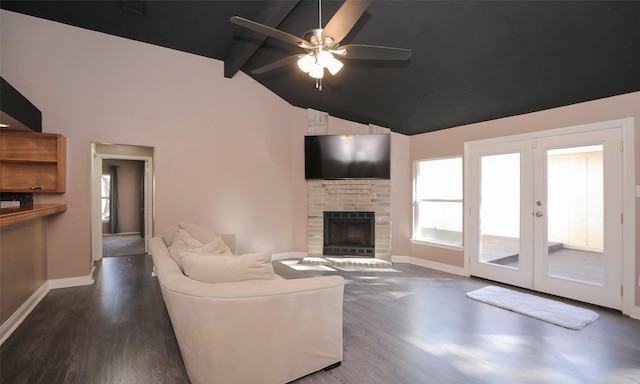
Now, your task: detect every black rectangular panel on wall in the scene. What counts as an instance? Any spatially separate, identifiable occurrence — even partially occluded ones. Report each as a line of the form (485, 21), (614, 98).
(0, 77), (42, 132)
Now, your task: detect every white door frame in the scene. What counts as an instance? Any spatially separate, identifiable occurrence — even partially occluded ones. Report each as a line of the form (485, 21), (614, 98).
(91, 143), (154, 262)
(463, 118), (636, 316)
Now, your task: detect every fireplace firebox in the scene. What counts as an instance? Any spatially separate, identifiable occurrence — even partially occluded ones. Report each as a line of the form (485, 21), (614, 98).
(323, 211), (375, 257)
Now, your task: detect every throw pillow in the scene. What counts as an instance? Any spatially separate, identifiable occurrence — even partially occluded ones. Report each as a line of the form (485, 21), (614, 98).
(168, 245), (187, 267)
(163, 226), (180, 246)
(179, 222), (216, 244)
(181, 251), (276, 284)
(171, 228), (203, 248)
(197, 235), (232, 255)
(169, 235), (231, 269)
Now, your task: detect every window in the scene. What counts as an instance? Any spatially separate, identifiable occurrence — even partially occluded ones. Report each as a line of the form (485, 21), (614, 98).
(101, 174), (110, 222)
(413, 157), (463, 247)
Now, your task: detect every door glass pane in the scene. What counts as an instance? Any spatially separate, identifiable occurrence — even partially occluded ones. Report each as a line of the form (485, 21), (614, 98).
(546, 145), (604, 284)
(479, 153), (520, 267)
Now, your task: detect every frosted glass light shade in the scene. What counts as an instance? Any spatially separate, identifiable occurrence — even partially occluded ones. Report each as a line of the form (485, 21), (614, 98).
(317, 50), (334, 67)
(326, 57), (344, 75)
(297, 55), (315, 73)
(309, 63), (324, 79)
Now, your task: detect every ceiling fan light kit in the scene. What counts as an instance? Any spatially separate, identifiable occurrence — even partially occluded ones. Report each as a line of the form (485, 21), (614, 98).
(297, 50), (344, 79)
(230, 0), (411, 88)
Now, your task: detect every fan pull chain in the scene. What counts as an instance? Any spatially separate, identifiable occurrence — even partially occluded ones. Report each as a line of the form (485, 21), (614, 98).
(316, 78), (323, 91)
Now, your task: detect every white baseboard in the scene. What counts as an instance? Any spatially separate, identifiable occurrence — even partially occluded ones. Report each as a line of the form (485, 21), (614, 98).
(48, 274), (94, 289)
(392, 255), (466, 276)
(0, 282), (49, 346)
(624, 305), (640, 320)
(1, 268), (96, 346)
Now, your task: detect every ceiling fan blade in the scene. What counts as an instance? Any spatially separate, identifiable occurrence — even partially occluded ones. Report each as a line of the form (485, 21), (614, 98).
(322, 0), (371, 44)
(340, 44), (412, 60)
(230, 16), (306, 47)
(252, 55), (303, 74)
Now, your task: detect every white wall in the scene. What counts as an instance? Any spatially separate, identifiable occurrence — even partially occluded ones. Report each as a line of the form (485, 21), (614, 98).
(1, 10), (296, 278)
(1, 10), (415, 280)
(3, 8), (635, 305)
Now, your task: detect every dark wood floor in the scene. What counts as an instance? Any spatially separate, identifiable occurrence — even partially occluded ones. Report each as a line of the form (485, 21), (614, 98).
(0, 255), (188, 384)
(2, 254), (640, 384)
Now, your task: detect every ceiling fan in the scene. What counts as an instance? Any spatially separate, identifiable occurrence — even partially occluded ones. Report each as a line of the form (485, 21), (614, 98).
(230, 0), (411, 89)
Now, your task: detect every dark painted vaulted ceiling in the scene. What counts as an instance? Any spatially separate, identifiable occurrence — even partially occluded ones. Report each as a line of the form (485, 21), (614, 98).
(2, 1), (640, 135)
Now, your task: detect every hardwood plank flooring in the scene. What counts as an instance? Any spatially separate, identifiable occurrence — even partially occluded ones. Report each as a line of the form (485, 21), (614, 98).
(2, 255), (640, 383)
(102, 234), (145, 257)
(0, 255), (188, 384)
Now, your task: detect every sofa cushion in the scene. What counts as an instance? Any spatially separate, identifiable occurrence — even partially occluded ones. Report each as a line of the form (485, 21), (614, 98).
(181, 251), (277, 284)
(179, 222), (216, 244)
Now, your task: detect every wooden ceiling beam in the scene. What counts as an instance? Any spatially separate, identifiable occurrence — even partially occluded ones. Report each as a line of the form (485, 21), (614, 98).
(224, 1), (300, 78)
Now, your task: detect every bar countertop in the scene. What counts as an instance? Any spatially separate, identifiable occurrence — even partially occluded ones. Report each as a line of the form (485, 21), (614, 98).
(0, 204), (67, 227)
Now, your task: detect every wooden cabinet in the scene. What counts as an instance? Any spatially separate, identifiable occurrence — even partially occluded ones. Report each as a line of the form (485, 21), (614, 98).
(0, 130), (66, 193)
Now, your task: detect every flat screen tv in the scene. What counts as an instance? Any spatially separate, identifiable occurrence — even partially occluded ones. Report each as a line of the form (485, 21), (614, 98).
(305, 134), (391, 180)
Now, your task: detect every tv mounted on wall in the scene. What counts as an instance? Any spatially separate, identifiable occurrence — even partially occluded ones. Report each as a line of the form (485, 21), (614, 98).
(305, 134), (391, 180)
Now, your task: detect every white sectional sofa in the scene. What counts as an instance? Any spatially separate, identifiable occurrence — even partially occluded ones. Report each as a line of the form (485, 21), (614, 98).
(149, 231), (345, 384)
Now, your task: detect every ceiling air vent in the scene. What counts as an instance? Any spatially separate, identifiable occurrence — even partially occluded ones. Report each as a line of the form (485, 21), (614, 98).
(121, 1), (145, 16)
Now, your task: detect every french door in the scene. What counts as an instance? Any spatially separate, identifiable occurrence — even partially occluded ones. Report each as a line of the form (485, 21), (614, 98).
(466, 127), (623, 309)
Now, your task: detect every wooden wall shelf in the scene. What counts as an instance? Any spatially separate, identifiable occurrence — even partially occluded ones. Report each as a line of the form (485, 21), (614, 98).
(0, 130), (66, 193)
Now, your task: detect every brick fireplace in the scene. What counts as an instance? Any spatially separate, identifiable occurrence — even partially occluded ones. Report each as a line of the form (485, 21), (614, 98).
(305, 109), (392, 260)
(307, 180), (391, 260)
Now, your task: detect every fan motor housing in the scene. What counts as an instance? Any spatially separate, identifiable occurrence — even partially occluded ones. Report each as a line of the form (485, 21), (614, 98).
(304, 29), (337, 49)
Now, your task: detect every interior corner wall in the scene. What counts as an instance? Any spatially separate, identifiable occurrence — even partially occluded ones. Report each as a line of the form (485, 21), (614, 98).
(289, 112), (412, 256)
(408, 91), (640, 305)
(1, 10), (296, 279)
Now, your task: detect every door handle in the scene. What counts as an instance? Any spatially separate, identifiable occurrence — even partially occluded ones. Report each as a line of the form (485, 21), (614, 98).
(535, 211), (544, 217)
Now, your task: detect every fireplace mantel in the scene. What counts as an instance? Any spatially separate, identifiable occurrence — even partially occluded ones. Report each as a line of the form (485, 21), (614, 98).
(321, 181), (373, 194)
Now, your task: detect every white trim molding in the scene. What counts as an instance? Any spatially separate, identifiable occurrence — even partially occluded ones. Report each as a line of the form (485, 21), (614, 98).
(48, 274), (94, 290)
(620, 118), (637, 319)
(0, 282), (49, 345)
(626, 306), (640, 321)
(1, 271), (96, 345)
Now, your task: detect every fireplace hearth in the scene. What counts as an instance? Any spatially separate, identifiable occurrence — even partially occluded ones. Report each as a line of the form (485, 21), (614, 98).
(324, 211), (375, 257)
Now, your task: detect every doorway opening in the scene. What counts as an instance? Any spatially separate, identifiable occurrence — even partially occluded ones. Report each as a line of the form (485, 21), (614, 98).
(91, 143), (154, 262)
(101, 159), (146, 257)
